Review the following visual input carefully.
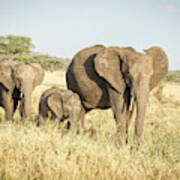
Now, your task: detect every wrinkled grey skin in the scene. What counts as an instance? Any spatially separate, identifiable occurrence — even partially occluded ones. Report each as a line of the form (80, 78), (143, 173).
(66, 45), (168, 145)
(0, 60), (44, 122)
(38, 87), (85, 133)
(12, 63), (44, 121)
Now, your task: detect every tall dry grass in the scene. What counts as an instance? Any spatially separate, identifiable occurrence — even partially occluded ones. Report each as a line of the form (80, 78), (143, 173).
(0, 71), (180, 180)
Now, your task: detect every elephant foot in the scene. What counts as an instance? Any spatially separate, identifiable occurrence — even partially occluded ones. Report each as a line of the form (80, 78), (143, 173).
(6, 120), (14, 125)
(134, 136), (142, 146)
(21, 116), (31, 123)
(130, 143), (140, 152)
(130, 137), (142, 151)
(5, 117), (14, 123)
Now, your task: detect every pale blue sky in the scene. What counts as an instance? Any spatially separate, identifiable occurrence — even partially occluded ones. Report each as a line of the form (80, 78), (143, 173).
(0, 0), (179, 70)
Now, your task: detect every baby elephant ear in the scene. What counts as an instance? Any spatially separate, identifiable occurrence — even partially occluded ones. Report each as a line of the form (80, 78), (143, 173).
(47, 93), (63, 119)
(94, 48), (125, 93)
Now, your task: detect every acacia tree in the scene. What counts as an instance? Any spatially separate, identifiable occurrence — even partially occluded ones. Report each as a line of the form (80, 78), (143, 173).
(0, 35), (34, 60)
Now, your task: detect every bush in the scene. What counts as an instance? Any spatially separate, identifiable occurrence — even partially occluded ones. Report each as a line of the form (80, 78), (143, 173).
(0, 53), (70, 71)
(34, 55), (70, 71)
(14, 56), (37, 63)
(165, 71), (180, 83)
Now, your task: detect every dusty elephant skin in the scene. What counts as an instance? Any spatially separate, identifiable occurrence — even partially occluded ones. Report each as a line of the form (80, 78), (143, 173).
(66, 45), (168, 146)
(0, 60), (44, 122)
(38, 87), (85, 133)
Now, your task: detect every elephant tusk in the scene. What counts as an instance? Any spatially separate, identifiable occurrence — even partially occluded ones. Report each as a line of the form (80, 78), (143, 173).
(148, 105), (152, 113)
(129, 98), (133, 111)
(20, 92), (24, 99)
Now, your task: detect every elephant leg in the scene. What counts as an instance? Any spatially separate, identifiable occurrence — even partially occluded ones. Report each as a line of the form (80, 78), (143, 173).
(125, 97), (135, 144)
(20, 96), (31, 122)
(72, 107), (86, 133)
(38, 114), (48, 127)
(69, 106), (84, 134)
(69, 113), (79, 134)
(79, 107), (85, 130)
(125, 107), (134, 144)
(3, 93), (14, 122)
(37, 113), (48, 126)
(19, 89), (32, 122)
(108, 88), (128, 146)
(37, 105), (49, 126)
(24, 93), (32, 121)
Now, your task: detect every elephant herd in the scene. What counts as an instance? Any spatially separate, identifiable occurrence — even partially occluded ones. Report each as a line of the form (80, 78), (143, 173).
(0, 44), (168, 146)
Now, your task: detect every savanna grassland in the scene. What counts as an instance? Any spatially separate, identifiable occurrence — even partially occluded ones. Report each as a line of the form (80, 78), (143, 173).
(0, 70), (180, 180)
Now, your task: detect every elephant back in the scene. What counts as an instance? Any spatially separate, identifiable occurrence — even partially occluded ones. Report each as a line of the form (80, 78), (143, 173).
(73, 45), (105, 66)
(66, 44), (112, 109)
(40, 87), (61, 100)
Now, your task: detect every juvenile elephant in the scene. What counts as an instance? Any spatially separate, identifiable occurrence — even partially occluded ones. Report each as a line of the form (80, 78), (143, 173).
(66, 45), (168, 145)
(0, 60), (44, 122)
(38, 87), (85, 133)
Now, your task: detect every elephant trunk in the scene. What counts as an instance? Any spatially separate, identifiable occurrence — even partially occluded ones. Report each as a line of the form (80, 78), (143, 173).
(21, 82), (32, 120)
(24, 91), (32, 119)
(134, 79), (149, 145)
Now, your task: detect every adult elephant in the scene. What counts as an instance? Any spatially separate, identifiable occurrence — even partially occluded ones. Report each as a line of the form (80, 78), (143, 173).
(12, 62), (44, 121)
(66, 45), (168, 145)
(0, 60), (44, 122)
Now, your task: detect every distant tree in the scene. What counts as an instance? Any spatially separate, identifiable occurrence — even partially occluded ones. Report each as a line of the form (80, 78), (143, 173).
(0, 34), (34, 60)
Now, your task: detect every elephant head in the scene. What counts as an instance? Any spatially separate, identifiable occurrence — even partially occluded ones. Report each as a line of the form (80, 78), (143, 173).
(94, 46), (168, 144)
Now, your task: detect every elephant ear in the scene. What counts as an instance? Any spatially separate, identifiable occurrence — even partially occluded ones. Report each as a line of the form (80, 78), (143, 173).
(144, 46), (168, 90)
(47, 93), (63, 119)
(94, 48), (125, 93)
(0, 71), (13, 92)
(30, 63), (45, 88)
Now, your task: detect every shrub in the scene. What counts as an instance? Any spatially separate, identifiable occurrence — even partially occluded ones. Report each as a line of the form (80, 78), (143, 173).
(165, 71), (180, 83)
(0, 53), (70, 71)
(14, 56), (37, 63)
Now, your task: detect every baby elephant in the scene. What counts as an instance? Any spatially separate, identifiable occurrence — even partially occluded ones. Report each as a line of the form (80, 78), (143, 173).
(38, 87), (85, 133)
